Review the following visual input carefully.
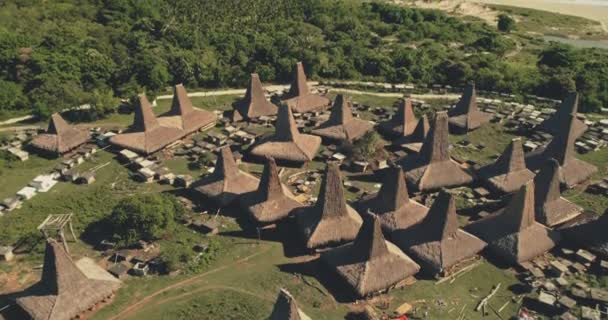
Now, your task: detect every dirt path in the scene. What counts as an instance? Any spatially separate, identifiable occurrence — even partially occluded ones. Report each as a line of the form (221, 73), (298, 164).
(151, 284), (274, 309)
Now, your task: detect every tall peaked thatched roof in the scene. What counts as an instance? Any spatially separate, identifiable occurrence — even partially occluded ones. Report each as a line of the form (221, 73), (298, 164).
(402, 112), (474, 191)
(282, 62), (330, 113)
(269, 289), (311, 320)
(15, 239), (119, 320)
(311, 95), (373, 142)
(526, 114), (597, 187)
(30, 113), (90, 155)
(193, 146), (259, 206)
(379, 99), (418, 138)
(321, 212), (420, 296)
(357, 166), (429, 232)
(534, 159), (582, 226)
(536, 92), (587, 137)
(110, 95), (184, 154)
(392, 191), (486, 274)
(239, 157), (303, 224)
(448, 83), (491, 132)
(250, 104), (321, 162)
(159, 84), (217, 134)
(478, 138), (535, 194)
(466, 182), (560, 264)
(233, 73), (278, 120)
(295, 162), (363, 249)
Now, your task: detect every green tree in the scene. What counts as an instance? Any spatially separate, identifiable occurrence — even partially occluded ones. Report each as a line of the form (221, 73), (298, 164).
(497, 14), (515, 33)
(89, 89), (119, 116)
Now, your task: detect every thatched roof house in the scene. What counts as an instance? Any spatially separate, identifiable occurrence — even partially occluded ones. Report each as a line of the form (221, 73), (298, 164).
(536, 92), (587, 138)
(356, 166), (429, 233)
(477, 138), (535, 194)
(561, 212), (608, 258)
(321, 212), (420, 297)
(30, 113), (90, 155)
(401, 111), (474, 191)
(466, 182), (560, 264)
(269, 288), (311, 320)
(109, 95), (184, 154)
(192, 146), (259, 206)
(526, 114), (597, 187)
(448, 83), (491, 132)
(233, 73), (278, 121)
(391, 190), (486, 274)
(250, 104), (321, 163)
(15, 239), (120, 320)
(282, 62), (331, 113)
(311, 95), (373, 143)
(158, 84), (217, 134)
(239, 157), (303, 224)
(295, 162), (363, 249)
(394, 114), (430, 146)
(534, 159), (582, 226)
(378, 99), (418, 138)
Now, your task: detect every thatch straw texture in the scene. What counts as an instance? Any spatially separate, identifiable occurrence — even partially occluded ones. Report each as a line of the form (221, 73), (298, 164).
(378, 99), (418, 138)
(158, 84), (217, 134)
(448, 83), (491, 132)
(282, 62), (330, 113)
(233, 73), (278, 120)
(311, 95), (373, 142)
(478, 138), (535, 194)
(30, 113), (90, 155)
(536, 92), (587, 138)
(269, 289), (311, 320)
(534, 159), (582, 226)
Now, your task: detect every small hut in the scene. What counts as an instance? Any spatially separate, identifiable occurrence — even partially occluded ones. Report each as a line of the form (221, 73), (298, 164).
(466, 181), (560, 264)
(534, 159), (582, 226)
(30, 113), (90, 155)
(158, 84), (217, 134)
(232, 73), (278, 121)
(281, 62), (331, 113)
(269, 288), (312, 320)
(321, 212), (420, 297)
(110, 95), (184, 154)
(378, 98), (419, 138)
(477, 138), (535, 194)
(448, 83), (491, 132)
(295, 162), (363, 249)
(392, 190), (486, 275)
(311, 95), (373, 143)
(401, 111), (474, 191)
(356, 166), (429, 233)
(239, 157), (303, 224)
(536, 92), (587, 138)
(249, 104), (321, 163)
(192, 146), (260, 206)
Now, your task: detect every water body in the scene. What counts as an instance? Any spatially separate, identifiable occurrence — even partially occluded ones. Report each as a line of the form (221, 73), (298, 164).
(543, 35), (608, 49)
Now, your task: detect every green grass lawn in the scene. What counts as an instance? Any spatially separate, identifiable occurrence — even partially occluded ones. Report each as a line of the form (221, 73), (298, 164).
(0, 154), (60, 200)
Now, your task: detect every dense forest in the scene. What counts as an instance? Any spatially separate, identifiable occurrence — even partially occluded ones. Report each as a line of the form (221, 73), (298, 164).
(0, 0), (607, 118)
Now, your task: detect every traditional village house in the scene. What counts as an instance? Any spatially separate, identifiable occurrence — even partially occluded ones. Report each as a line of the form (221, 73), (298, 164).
(158, 84), (217, 134)
(110, 95), (183, 154)
(321, 212), (420, 297)
(526, 114), (597, 187)
(466, 181), (560, 264)
(311, 95), (373, 143)
(534, 159), (583, 226)
(269, 288), (312, 320)
(192, 146), (260, 206)
(391, 190), (486, 275)
(30, 113), (90, 155)
(536, 92), (587, 138)
(232, 73), (278, 121)
(393, 114), (430, 148)
(477, 138), (535, 194)
(249, 104), (321, 164)
(378, 98), (419, 138)
(447, 83), (491, 132)
(401, 111), (474, 191)
(281, 62), (331, 113)
(239, 157), (303, 224)
(295, 162), (363, 249)
(356, 166), (429, 233)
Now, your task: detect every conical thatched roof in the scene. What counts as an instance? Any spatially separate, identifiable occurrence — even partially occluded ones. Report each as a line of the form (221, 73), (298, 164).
(269, 289), (311, 320)
(311, 95), (373, 142)
(466, 182), (560, 264)
(536, 92), (587, 138)
(30, 113), (90, 155)
(448, 83), (491, 132)
(402, 112), (474, 191)
(193, 146), (260, 206)
(561, 212), (608, 259)
(478, 138), (535, 194)
(526, 114), (597, 187)
(250, 104), (321, 162)
(282, 62), (330, 113)
(379, 99), (418, 138)
(392, 191), (486, 274)
(393, 114), (430, 146)
(295, 162), (363, 249)
(357, 166), (429, 232)
(233, 73), (278, 120)
(15, 239), (119, 320)
(239, 157), (303, 224)
(321, 212), (420, 297)
(110, 95), (184, 154)
(534, 159), (582, 226)
(158, 84), (217, 134)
